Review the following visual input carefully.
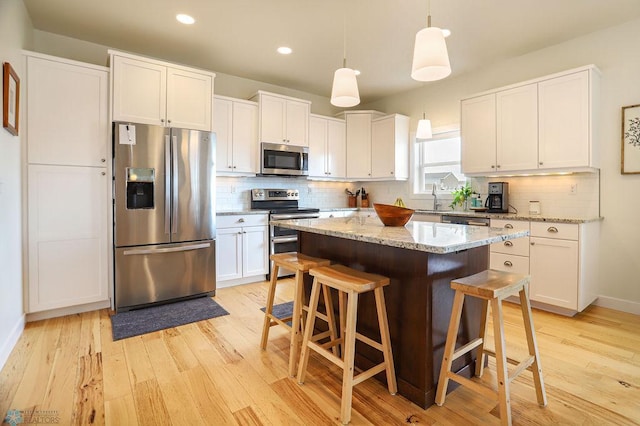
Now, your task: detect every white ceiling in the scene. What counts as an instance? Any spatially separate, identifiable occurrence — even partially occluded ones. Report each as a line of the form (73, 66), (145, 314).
(22, 0), (640, 103)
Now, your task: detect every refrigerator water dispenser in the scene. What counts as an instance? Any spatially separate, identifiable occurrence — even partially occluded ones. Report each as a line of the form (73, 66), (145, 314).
(126, 167), (154, 209)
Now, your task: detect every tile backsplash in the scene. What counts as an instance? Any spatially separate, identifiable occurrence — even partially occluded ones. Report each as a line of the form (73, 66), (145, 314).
(216, 172), (601, 218)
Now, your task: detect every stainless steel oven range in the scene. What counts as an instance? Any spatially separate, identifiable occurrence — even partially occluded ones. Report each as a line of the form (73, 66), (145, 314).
(251, 188), (320, 278)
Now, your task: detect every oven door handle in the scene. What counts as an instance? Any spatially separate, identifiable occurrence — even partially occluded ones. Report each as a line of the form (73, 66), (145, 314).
(271, 214), (319, 220)
(272, 236), (298, 244)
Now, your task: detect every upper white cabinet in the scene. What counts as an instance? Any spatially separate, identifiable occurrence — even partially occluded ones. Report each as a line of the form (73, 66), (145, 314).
(309, 114), (346, 179)
(110, 50), (215, 131)
(27, 55), (109, 167)
(461, 65), (599, 175)
(213, 95), (258, 175)
(371, 114), (409, 179)
(251, 91), (310, 146)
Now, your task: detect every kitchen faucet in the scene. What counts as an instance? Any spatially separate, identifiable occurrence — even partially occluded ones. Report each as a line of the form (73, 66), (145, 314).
(432, 185), (442, 211)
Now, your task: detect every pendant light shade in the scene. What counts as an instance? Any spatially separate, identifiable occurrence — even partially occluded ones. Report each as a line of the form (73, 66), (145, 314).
(416, 117), (433, 140)
(331, 67), (360, 108)
(411, 26), (451, 82)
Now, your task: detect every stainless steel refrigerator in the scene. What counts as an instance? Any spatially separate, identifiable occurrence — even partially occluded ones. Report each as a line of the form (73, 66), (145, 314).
(113, 122), (216, 311)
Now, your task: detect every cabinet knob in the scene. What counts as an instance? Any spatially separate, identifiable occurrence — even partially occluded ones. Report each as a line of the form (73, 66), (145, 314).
(504, 261), (513, 267)
(491, 165), (496, 169)
(167, 120), (171, 124)
(101, 158), (106, 163)
(238, 218), (245, 223)
(390, 171), (394, 175)
(101, 171), (106, 176)
(160, 118), (165, 123)
(530, 242), (536, 246)
(504, 240), (513, 247)
(233, 166), (237, 169)
(368, 173), (371, 176)
(504, 223), (513, 229)
(496, 165), (501, 168)
(539, 162), (544, 165)
(228, 165), (232, 169)
(547, 226), (559, 233)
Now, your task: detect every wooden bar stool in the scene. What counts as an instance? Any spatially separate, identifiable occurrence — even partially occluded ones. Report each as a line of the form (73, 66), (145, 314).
(297, 264), (397, 425)
(260, 252), (336, 377)
(435, 270), (547, 426)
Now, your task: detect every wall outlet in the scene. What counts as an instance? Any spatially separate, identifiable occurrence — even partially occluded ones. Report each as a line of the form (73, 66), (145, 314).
(569, 183), (578, 194)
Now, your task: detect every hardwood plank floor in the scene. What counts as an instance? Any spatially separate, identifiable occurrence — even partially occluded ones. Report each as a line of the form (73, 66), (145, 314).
(2, 278), (639, 425)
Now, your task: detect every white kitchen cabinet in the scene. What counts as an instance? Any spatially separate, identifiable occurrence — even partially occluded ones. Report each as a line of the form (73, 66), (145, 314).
(111, 51), (214, 131)
(24, 52), (111, 317)
(26, 55), (109, 167)
(216, 214), (269, 287)
(371, 114), (410, 179)
(461, 65), (599, 175)
(213, 96), (258, 174)
(251, 91), (311, 146)
(309, 114), (346, 179)
(27, 165), (109, 312)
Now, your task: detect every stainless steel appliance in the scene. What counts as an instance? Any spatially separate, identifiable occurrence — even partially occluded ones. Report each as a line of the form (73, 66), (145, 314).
(441, 215), (490, 226)
(113, 122), (216, 311)
(260, 143), (309, 176)
(485, 182), (509, 213)
(250, 188), (319, 278)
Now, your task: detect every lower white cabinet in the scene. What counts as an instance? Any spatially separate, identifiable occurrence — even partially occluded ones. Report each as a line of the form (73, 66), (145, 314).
(27, 165), (109, 312)
(490, 219), (530, 275)
(216, 214), (268, 287)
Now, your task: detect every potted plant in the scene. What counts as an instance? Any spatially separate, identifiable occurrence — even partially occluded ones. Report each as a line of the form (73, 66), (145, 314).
(450, 182), (473, 210)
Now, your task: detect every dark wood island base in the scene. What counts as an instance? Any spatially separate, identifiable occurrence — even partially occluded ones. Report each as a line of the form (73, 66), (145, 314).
(299, 230), (488, 409)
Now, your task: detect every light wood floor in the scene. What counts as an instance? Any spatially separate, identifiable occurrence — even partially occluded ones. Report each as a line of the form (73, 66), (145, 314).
(1, 278), (640, 425)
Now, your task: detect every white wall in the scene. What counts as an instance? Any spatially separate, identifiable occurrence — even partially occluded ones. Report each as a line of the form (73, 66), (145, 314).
(0, 0), (33, 370)
(362, 18), (640, 313)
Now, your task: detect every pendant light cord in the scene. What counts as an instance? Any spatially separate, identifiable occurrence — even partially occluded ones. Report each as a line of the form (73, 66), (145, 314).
(427, 0), (432, 27)
(342, 13), (347, 67)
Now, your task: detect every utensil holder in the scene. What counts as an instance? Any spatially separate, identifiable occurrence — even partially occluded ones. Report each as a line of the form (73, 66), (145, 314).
(348, 196), (357, 208)
(361, 197), (369, 208)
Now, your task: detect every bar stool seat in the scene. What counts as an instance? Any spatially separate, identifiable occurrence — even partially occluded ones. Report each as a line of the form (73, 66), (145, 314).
(435, 270), (547, 426)
(297, 264), (397, 425)
(260, 252), (335, 377)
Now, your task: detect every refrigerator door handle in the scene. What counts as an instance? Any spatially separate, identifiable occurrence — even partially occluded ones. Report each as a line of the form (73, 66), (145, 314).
(172, 135), (179, 234)
(123, 242), (212, 256)
(164, 135), (171, 235)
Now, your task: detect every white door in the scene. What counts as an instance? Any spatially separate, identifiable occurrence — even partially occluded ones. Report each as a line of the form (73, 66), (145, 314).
(529, 237), (579, 310)
(308, 116), (328, 177)
(461, 94), (497, 174)
(346, 114), (372, 179)
(327, 119), (346, 179)
(538, 70), (590, 169)
(27, 165), (109, 312)
(166, 67), (213, 131)
(243, 226), (269, 277)
(285, 99), (310, 146)
(496, 84), (538, 172)
(231, 101), (258, 173)
(27, 56), (109, 167)
(213, 97), (233, 172)
(260, 95), (286, 144)
(112, 55), (167, 126)
(216, 228), (243, 281)
(371, 115), (395, 178)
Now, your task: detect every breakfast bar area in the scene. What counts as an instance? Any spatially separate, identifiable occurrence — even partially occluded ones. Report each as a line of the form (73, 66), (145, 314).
(275, 216), (529, 408)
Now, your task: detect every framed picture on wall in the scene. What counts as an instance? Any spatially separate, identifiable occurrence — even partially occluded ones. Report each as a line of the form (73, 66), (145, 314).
(622, 104), (640, 174)
(2, 62), (20, 136)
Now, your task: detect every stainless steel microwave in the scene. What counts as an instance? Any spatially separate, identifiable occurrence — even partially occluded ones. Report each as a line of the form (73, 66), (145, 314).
(260, 142), (309, 176)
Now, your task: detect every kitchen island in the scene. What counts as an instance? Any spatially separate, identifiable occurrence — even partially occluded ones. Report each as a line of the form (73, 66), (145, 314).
(275, 216), (529, 408)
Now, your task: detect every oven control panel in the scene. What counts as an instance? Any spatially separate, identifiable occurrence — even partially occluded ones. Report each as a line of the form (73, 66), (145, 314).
(251, 188), (299, 201)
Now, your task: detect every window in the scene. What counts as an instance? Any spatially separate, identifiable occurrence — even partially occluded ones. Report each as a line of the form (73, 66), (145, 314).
(413, 129), (465, 195)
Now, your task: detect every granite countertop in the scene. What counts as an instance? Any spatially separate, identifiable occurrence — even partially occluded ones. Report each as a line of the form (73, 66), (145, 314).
(413, 209), (602, 224)
(274, 216), (529, 254)
(216, 209), (269, 216)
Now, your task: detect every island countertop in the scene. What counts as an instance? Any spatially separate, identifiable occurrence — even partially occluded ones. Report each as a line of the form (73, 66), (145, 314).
(273, 216), (529, 254)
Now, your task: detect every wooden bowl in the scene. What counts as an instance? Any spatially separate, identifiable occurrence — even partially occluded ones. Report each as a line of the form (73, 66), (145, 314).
(373, 203), (415, 226)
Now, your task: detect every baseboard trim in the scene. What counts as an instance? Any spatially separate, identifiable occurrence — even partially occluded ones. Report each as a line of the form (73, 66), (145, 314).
(26, 300), (111, 322)
(0, 314), (26, 372)
(593, 296), (640, 315)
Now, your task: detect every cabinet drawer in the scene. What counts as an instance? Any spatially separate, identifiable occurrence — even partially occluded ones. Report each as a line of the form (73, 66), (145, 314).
(217, 214), (268, 228)
(490, 219), (530, 231)
(490, 253), (530, 275)
(490, 237), (530, 256)
(530, 221), (578, 240)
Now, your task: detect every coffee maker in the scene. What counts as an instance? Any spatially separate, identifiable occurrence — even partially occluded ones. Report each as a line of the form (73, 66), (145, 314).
(485, 182), (509, 213)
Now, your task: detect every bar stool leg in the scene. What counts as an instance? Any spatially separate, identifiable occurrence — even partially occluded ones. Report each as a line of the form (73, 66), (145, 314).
(435, 290), (465, 406)
(288, 269), (304, 377)
(491, 298), (512, 426)
(261, 264), (280, 350)
(519, 285), (547, 407)
(297, 277), (322, 384)
(338, 291), (346, 356)
(322, 286), (340, 356)
(340, 290), (359, 425)
(475, 299), (490, 377)
(374, 286), (397, 394)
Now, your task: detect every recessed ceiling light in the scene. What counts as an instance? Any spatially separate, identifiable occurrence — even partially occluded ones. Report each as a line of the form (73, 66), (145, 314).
(354, 70), (361, 76)
(176, 14), (195, 25)
(277, 46), (293, 55)
(442, 29), (451, 37)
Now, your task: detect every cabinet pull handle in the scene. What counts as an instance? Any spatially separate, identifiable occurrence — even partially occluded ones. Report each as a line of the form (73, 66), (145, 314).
(238, 218), (245, 223)
(547, 226), (559, 233)
(504, 223), (513, 229)
(504, 261), (513, 267)
(504, 240), (513, 247)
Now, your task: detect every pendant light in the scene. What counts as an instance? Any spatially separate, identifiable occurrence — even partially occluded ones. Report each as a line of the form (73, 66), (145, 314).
(411, 0), (451, 82)
(416, 113), (433, 140)
(331, 12), (360, 108)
